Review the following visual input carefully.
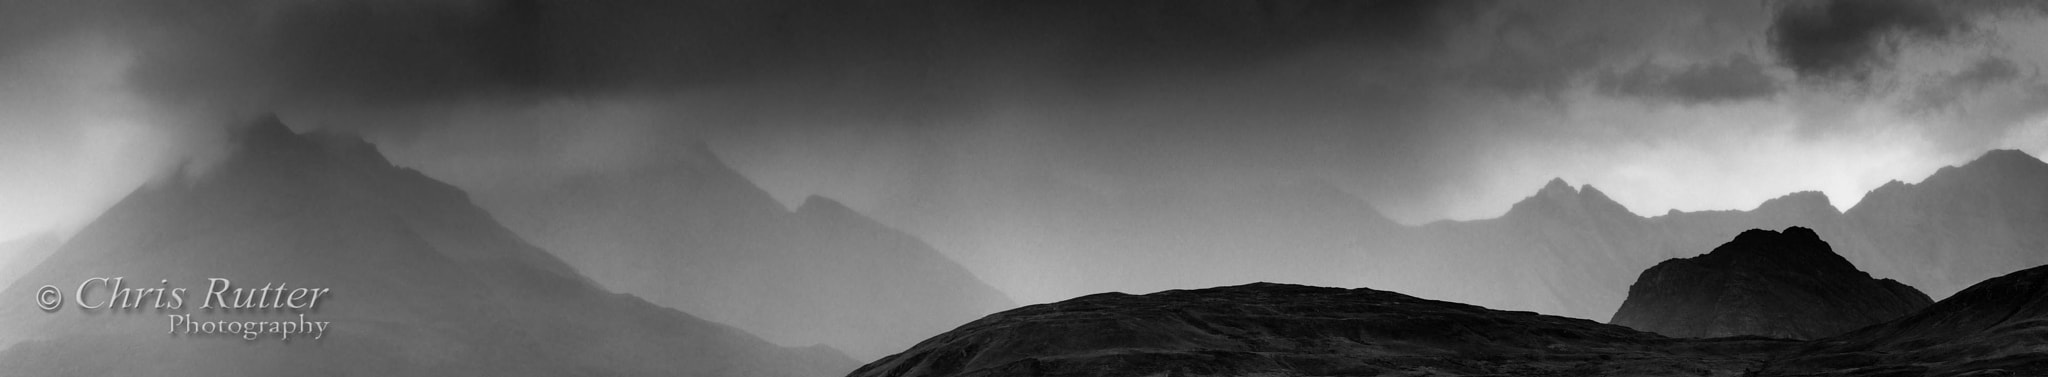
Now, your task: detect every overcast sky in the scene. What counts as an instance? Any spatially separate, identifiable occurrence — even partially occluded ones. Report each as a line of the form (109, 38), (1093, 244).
(2, 0), (2047, 241)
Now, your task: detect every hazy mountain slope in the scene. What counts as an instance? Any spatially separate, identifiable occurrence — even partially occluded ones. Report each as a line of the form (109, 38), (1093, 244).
(850, 282), (1797, 377)
(867, 171), (1405, 306)
(1610, 227), (1932, 339)
(1831, 149), (2048, 301)
(469, 141), (1012, 360)
(0, 232), (59, 291)
(0, 117), (855, 377)
(866, 150), (2044, 325)
(1392, 182), (1842, 320)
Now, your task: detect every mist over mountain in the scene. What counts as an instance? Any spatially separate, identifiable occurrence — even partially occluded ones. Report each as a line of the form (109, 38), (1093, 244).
(1830, 149), (2048, 300)
(862, 149), (2048, 326)
(0, 233), (59, 292)
(866, 172), (1403, 307)
(1610, 227), (1932, 339)
(460, 141), (1012, 360)
(0, 117), (855, 377)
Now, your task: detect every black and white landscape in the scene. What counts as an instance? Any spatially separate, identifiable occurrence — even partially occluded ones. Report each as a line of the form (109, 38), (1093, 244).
(1, 1), (2046, 376)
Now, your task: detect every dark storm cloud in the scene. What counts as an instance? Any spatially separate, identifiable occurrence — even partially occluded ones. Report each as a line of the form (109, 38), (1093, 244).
(60, 0), (1484, 137)
(1765, 0), (2048, 83)
(1767, 0), (1969, 81)
(1595, 55), (1780, 105)
(4, 0), (1892, 229)
(1950, 56), (2025, 89)
(1906, 56), (2022, 113)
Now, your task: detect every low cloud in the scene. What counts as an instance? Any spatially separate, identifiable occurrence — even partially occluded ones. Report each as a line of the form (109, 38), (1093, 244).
(1596, 55), (1781, 105)
(1768, 0), (1970, 81)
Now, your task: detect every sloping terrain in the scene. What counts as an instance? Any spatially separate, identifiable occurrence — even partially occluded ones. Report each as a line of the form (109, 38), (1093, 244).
(469, 140), (1012, 360)
(0, 117), (855, 377)
(1760, 264), (2048, 377)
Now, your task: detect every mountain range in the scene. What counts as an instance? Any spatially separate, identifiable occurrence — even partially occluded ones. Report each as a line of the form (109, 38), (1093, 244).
(0, 117), (855, 376)
(458, 139), (1013, 360)
(865, 149), (2048, 323)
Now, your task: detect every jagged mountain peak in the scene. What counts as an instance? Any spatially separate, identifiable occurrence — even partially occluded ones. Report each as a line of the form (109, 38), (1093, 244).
(1577, 184), (1623, 206)
(1506, 178), (1638, 220)
(216, 114), (401, 175)
(1752, 191), (1836, 216)
(1540, 177), (1576, 196)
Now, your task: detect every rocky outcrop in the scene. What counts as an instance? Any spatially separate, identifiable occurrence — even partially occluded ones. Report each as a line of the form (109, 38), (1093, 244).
(1609, 227), (1932, 339)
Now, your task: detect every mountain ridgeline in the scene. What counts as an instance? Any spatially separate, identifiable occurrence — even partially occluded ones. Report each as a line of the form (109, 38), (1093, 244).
(867, 148), (2048, 324)
(1610, 227), (1932, 339)
(854, 260), (2048, 376)
(461, 139), (1014, 361)
(0, 117), (855, 377)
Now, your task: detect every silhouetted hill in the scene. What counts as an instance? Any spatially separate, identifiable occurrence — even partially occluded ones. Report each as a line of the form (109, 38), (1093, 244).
(847, 282), (1794, 377)
(855, 272), (2048, 377)
(469, 140), (1012, 360)
(0, 116), (855, 377)
(1760, 264), (2048, 376)
(1610, 227), (1931, 339)
(851, 282), (1797, 377)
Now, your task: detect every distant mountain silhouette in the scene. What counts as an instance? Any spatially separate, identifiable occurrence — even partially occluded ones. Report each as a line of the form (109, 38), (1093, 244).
(1831, 149), (2048, 301)
(0, 116), (855, 377)
(1427, 150), (2047, 321)
(1610, 227), (1931, 339)
(1760, 263), (2048, 376)
(868, 150), (2048, 324)
(867, 171), (1405, 306)
(851, 282), (1799, 377)
(466, 140), (1012, 360)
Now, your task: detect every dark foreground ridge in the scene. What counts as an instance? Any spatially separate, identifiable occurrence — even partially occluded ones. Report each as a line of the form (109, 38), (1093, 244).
(856, 260), (2048, 377)
(1610, 227), (1932, 339)
(851, 282), (1796, 377)
(1762, 263), (2048, 376)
